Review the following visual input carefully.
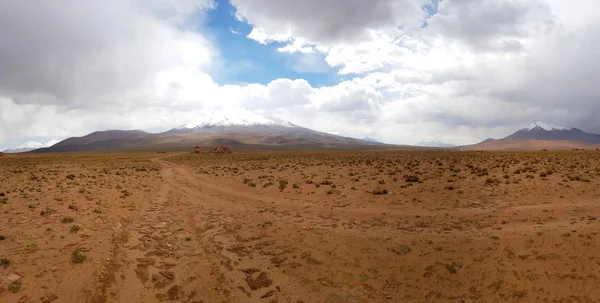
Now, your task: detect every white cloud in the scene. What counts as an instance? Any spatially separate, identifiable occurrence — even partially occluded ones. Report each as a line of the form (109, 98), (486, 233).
(0, 1), (215, 109)
(246, 27), (291, 44)
(277, 39), (315, 54)
(425, 0), (556, 52)
(17, 140), (54, 149)
(229, 0), (600, 143)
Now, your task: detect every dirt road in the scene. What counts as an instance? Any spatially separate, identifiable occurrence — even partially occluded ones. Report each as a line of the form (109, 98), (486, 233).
(104, 157), (382, 302)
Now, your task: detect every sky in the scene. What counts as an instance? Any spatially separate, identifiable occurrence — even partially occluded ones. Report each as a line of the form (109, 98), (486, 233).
(1, 0), (599, 149)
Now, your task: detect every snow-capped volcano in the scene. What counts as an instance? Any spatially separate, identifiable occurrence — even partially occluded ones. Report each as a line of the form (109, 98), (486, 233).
(32, 107), (393, 153)
(416, 138), (455, 148)
(1, 140), (60, 153)
(362, 137), (381, 143)
(501, 121), (600, 144)
(172, 108), (297, 132)
(520, 121), (572, 132)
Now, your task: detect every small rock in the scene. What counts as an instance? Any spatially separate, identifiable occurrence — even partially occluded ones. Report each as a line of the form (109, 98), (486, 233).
(77, 246), (92, 252)
(155, 222), (167, 229)
(166, 285), (180, 300)
(389, 244), (412, 255)
(5, 273), (22, 282)
(261, 290), (275, 299)
(40, 294), (58, 303)
(245, 271), (272, 290)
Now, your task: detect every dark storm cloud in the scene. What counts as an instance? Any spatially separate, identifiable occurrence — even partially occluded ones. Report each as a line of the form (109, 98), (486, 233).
(231, 0), (428, 44)
(0, 1), (213, 108)
(426, 0), (555, 52)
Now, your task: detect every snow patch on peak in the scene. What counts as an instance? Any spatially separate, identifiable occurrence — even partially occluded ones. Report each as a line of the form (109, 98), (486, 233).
(523, 121), (572, 132)
(362, 137), (381, 143)
(416, 138), (455, 147)
(1, 139), (59, 153)
(176, 108), (297, 130)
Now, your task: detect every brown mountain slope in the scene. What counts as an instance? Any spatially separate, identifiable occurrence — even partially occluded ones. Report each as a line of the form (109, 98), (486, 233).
(463, 139), (600, 151)
(460, 122), (600, 151)
(32, 130), (410, 153)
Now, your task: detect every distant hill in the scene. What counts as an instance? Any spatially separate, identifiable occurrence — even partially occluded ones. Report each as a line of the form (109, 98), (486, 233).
(416, 139), (455, 148)
(503, 121), (600, 143)
(464, 121), (600, 150)
(2, 147), (37, 154)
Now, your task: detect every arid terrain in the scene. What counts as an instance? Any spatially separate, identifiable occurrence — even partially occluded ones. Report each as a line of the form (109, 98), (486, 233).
(2, 150), (600, 303)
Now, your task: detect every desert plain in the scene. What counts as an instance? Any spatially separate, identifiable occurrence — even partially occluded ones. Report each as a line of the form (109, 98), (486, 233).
(1, 150), (600, 303)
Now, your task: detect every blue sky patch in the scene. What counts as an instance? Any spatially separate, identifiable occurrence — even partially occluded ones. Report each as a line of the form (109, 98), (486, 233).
(421, 0), (440, 27)
(200, 0), (341, 87)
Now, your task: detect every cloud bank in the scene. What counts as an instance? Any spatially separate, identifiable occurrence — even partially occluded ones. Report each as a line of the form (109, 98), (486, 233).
(1, 0), (599, 148)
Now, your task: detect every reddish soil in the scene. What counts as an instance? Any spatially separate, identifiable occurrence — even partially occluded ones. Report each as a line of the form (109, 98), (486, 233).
(2, 151), (600, 302)
(465, 139), (600, 151)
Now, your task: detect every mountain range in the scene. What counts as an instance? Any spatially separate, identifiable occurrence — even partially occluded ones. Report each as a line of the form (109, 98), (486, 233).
(31, 109), (401, 153)
(462, 121), (600, 150)
(19, 116), (600, 153)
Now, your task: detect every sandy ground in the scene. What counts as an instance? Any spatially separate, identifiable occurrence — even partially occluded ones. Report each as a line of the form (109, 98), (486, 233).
(2, 151), (600, 303)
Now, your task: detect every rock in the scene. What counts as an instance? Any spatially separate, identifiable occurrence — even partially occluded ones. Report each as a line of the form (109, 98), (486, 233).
(40, 294), (58, 303)
(245, 271), (272, 290)
(166, 285), (180, 300)
(154, 222), (167, 229)
(17, 296), (31, 303)
(5, 273), (21, 282)
(389, 244), (412, 255)
(261, 290), (276, 299)
(77, 246), (92, 252)
(18, 296), (32, 303)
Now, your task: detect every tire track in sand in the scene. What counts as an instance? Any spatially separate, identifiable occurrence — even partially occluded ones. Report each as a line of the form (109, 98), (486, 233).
(101, 158), (232, 303)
